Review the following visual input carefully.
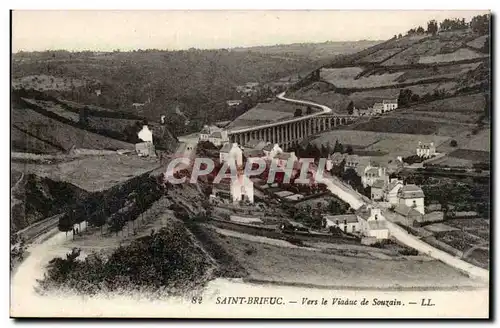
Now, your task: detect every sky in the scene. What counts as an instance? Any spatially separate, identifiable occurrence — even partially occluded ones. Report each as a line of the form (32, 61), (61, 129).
(12, 10), (489, 52)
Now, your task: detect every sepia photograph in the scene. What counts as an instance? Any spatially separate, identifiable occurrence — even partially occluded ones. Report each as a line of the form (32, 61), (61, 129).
(9, 9), (491, 319)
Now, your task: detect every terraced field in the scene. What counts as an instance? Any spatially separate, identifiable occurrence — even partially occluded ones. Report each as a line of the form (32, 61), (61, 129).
(227, 100), (307, 129)
(12, 107), (134, 152)
(418, 48), (487, 64)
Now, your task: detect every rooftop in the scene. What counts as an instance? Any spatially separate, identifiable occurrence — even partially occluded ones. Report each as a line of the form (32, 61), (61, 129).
(323, 214), (359, 224)
(399, 184), (425, 199)
(393, 204), (423, 218)
(244, 148), (265, 158)
(368, 220), (388, 230)
(371, 179), (386, 189)
(383, 99), (398, 104)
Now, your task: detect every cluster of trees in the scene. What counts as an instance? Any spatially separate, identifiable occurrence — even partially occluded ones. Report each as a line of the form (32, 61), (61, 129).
(470, 14), (490, 35)
(397, 88), (447, 108)
(405, 14), (490, 37)
(58, 175), (166, 238)
(37, 226), (212, 295)
(288, 140), (353, 159)
(439, 18), (468, 31)
(341, 168), (371, 197)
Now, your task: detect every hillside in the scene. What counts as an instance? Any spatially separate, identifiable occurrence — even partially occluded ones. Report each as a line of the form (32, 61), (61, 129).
(12, 41), (381, 135)
(231, 40), (382, 62)
(287, 22), (491, 168)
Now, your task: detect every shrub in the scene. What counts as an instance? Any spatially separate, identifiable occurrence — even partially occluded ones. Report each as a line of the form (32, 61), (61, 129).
(450, 139), (458, 147)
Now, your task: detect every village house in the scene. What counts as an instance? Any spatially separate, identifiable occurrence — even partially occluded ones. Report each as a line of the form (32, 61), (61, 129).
(382, 99), (398, 112)
(243, 148), (267, 161)
(372, 102), (385, 114)
(326, 152), (347, 171)
(361, 164), (388, 188)
(219, 143), (243, 167)
(386, 178), (404, 204)
(356, 206), (389, 240)
(273, 151), (298, 168)
(243, 138), (269, 151)
(397, 184), (425, 215)
(263, 143), (283, 160)
(344, 154), (371, 176)
(199, 125), (229, 146)
(230, 174), (255, 204)
(371, 180), (386, 201)
(323, 214), (360, 234)
(393, 203), (423, 226)
(135, 124), (155, 157)
(226, 100), (243, 107)
(416, 141), (436, 158)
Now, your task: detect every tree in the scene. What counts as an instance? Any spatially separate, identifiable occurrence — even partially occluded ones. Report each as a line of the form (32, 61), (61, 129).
(398, 89), (413, 107)
(346, 101), (354, 115)
(333, 140), (344, 154)
(470, 14), (490, 35)
(79, 106), (89, 126)
(345, 145), (353, 155)
(306, 106), (313, 115)
(398, 33), (403, 39)
(450, 139), (458, 147)
(427, 20), (438, 35)
(294, 108), (303, 117)
(416, 26), (425, 34)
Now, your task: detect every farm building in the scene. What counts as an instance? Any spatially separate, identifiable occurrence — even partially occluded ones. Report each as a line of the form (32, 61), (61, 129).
(398, 184), (425, 215)
(416, 141), (436, 158)
(393, 204), (423, 226)
(199, 125), (229, 146)
(323, 214), (360, 234)
(361, 164), (388, 188)
(371, 180), (386, 201)
(382, 99), (398, 111)
(344, 154), (371, 176)
(356, 206), (389, 240)
(386, 178), (404, 204)
(263, 143), (283, 160)
(220, 143), (243, 167)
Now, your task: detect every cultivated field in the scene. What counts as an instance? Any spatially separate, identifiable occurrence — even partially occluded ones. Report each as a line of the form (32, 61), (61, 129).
(208, 228), (483, 289)
(227, 100), (304, 128)
(23, 98), (80, 123)
(357, 48), (403, 64)
(397, 63), (481, 84)
(418, 48), (487, 64)
(11, 108), (134, 152)
(467, 35), (489, 50)
(10, 154), (161, 192)
(409, 93), (486, 113)
(313, 130), (450, 158)
(12, 126), (62, 154)
(462, 128), (490, 151)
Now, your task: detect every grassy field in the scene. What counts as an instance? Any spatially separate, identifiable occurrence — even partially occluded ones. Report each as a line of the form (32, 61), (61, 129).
(12, 107), (134, 152)
(418, 48), (487, 64)
(10, 154), (161, 192)
(462, 128), (490, 151)
(467, 35), (489, 50)
(397, 63), (481, 84)
(23, 98), (80, 123)
(207, 228), (483, 288)
(12, 126), (62, 154)
(357, 48), (403, 63)
(313, 130), (450, 158)
(409, 93), (486, 113)
(227, 100), (305, 128)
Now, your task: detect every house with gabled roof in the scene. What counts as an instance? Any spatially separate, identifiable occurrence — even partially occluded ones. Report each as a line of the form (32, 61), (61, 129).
(398, 184), (425, 215)
(323, 214), (360, 234)
(355, 205), (389, 240)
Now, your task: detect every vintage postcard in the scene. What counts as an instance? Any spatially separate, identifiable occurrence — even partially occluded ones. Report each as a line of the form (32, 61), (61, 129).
(10, 10), (491, 318)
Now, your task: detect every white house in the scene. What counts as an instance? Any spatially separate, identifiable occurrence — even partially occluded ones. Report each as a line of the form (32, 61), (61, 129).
(416, 141), (436, 158)
(220, 143), (243, 167)
(263, 143), (283, 160)
(273, 151), (298, 168)
(137, 125), (153, 143)
(372, 103), (384, 114)
(382, 99), (398, 112)
(356, 206), (389, 240)
(230, 174), (254, 204)
(199, 125), (229, 146)
(361, 164), (388, 188)
(326, 152), (347, 171)
(324, 214), (360, 234)
(386, 178), (404, 204)
(397, 184), (425, 215)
